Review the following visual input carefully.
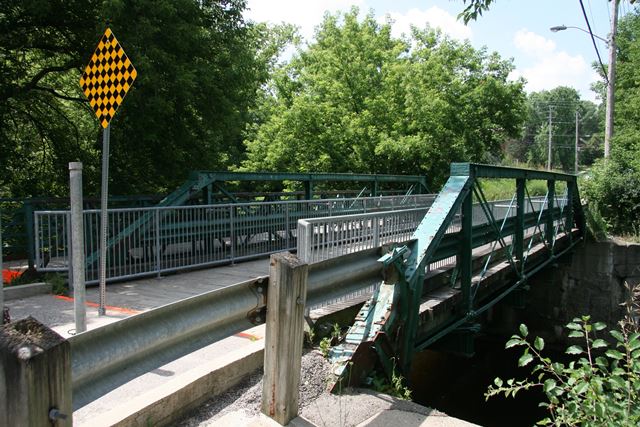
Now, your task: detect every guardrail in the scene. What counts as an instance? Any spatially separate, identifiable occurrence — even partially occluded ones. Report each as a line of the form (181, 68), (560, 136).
(35, 194), (435, 284)
(69, 247), (383, 409)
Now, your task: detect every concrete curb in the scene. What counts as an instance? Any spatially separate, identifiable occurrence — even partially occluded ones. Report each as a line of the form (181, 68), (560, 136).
(91, 340), (265, 427)
(4, 282), (51, 300)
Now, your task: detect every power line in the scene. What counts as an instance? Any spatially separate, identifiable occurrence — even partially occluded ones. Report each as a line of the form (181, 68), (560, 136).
(578, 0), (609, 83)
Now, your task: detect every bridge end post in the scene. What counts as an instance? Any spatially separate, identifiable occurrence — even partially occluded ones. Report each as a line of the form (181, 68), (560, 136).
(0, 317), (71, 426)
(261, 252), (308, 425)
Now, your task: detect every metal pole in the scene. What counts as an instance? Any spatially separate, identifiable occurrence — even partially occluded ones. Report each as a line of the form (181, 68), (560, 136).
(69, 162), (87, 333)
(604, 0), (619, 159)
(547, 106), (553, 171)
(575, 111), (579, 174)
(0, 213), (4, 321)
(99, 124), (110, 316)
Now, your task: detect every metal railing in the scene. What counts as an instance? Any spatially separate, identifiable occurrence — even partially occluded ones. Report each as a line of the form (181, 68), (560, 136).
(296, 197), (553, 266)
(34, 194), (435, 284)
(297, 208), (429, 263)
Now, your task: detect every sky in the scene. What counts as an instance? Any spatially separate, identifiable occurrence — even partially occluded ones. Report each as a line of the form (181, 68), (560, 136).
(244, 0), (638, 103)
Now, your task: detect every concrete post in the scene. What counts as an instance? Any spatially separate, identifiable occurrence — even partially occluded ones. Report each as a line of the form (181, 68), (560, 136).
(0, 317), (72, 426)
(70, 162), (87, 333)
(262, 252), (308, 425)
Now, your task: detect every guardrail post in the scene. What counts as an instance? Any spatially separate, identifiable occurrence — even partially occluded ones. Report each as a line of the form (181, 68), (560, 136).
(69, 162), (87, 333)
(546, 180), (555, 249)
(0, 317), (72, 426)
(262, 252), (308, 425)
(515, 179), (525, 267)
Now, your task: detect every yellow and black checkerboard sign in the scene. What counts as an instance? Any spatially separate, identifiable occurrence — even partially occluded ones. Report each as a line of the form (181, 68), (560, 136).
(80, 28), (137, 128)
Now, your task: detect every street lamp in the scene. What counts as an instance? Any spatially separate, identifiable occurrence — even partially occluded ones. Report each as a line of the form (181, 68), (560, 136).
(550, 25), (609, 43)
(550, 2), (618, 160)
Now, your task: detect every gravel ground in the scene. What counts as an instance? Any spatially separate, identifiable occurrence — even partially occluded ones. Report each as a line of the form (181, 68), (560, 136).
(177, 349), (331, 426)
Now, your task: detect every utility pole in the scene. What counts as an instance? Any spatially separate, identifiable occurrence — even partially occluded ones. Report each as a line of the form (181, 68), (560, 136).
(547, 106), (553, 170)
(575, 111), (579, 174)
(604, 0), (619, 159)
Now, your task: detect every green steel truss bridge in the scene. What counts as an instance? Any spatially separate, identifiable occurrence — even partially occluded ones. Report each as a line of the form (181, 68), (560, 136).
(20, 163), (586, 410)
(325, 163), (585, 388)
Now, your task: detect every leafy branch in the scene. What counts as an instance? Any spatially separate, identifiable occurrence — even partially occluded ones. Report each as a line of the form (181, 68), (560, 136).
(486, 312), (640, 426)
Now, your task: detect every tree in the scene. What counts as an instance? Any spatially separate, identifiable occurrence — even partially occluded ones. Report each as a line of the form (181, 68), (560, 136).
(509, 87), (601, 172)
(582, 6), (640, 236)
(0, 0), (102, 196)
(0, 0), (285, 197)
(241, 8), (526, 188)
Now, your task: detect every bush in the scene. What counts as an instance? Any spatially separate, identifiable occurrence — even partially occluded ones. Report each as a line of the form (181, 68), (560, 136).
(582, 158), (640, 237)
(486, 311), (640, 426)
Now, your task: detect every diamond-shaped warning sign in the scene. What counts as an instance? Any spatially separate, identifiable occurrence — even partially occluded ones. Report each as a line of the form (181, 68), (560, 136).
(79, 28), (137, 128)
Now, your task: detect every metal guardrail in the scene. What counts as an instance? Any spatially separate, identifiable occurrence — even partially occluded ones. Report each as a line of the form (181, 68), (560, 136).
(68, 247), (384, 409)
(34, 194), (435, 284)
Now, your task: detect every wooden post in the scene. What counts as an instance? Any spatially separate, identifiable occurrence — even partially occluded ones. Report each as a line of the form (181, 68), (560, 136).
(0, 317), (71, 426)
(261, 252), (308, 425)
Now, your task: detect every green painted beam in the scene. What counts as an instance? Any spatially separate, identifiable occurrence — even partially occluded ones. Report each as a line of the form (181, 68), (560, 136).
(191, 171), (428, 186)
(451, 163), (577, 182)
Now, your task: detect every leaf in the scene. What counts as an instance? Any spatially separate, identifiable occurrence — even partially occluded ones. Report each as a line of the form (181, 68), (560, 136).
(568, 330), (583, 338)
(566, 345), (584, 355)
(494, 377), (503, 387)
(609, 376), (625, 389)
(566, 322), (582, 331)
(606, 349), (624, 360)
(543, 378), (556, 393)
(505, 338), (522, 349)
(610, 330), (625, 342)
(591, 339), (608, 349)
(534, 337), (545, 351)
(519, 324), (529, 337)
(574, 381), (589, 394)
(519, 352), (534, 367)
(595, 402), (605, 418)
(593, 321), (607, 331)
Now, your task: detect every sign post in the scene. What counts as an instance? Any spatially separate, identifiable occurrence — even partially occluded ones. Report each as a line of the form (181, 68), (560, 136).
(80, 28), (137, 315)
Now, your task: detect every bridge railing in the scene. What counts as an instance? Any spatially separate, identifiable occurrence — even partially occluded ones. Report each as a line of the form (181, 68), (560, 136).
(34, 194), (435, 284)
(296, 196), (552, 265)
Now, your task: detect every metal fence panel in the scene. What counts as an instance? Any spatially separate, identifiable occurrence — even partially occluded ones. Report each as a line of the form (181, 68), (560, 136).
(34, 194), (435, 284)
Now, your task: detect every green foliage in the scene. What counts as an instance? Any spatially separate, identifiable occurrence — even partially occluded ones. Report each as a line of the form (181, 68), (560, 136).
(0, 0), (289, 197)
(46, 273), (68, 295)
(582, 7), (640, 238)
(582, 158), (640, 236)
(458, 0), (495, 24)
(242, 8), (526, 189)
(486, 315), (640, 426)
(477, 178), (549, 201)
(370, 364), (412, 401)
(503, 87), (602, 173)
(319, 337), (332, 358)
